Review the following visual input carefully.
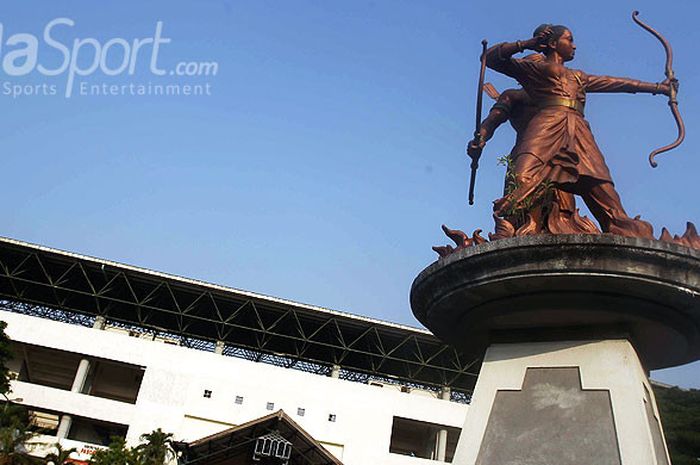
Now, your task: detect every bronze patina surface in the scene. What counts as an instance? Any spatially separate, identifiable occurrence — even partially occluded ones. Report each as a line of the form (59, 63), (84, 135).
(434, 15), (696, 256)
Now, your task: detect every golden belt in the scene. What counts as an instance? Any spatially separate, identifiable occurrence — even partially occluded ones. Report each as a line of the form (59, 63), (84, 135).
(538, 97), (585, 115)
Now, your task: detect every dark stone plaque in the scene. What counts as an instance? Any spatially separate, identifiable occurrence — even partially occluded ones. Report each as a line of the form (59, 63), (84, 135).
(476, 367), (621, 465)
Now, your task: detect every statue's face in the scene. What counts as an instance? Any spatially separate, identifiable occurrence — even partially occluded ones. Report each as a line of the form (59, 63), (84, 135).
(554, 29), (576, 62)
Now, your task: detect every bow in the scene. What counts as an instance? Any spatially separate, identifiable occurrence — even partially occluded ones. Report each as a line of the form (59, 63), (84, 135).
(632, 10), (685, 168)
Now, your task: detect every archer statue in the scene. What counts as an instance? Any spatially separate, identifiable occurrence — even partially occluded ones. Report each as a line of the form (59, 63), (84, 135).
(433, 13), (699, 257)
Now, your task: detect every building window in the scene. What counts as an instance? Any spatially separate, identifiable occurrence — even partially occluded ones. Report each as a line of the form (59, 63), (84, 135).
(254, 431), (292, 462)
(297, 408), (305, 416)
(266, 402), (275, 411)
(66, 415), (129, 446)
(28, 410), (59, 435)
(328, 414), (336, 422)
(203, 390), (212, 398)
(10, 341), (144, 404)
(389, 416), (461, 462)
(235, 396), (244, 405)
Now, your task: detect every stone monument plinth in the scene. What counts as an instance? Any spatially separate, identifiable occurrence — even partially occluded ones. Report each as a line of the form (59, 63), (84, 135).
(410, 235), (700, 465)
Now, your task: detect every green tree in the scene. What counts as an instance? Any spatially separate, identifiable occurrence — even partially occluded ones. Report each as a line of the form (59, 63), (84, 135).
(0, 322), (13, 396)
(88, 437), (138, 465)
(43, 443), (78, 465)
(87, 429), (178, 465)
(0, 404), (35, 465)
(136, 429), (175, 465)
(655, 385), (700, 465)
(0, 321), (35, 465)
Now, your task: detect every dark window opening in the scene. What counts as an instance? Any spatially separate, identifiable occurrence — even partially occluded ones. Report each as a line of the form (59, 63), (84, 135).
(266, 402), (274, 411)
(203, 390), (212, 398)
(11, 408), (61, 436)
(297, 408), (305, 416)
(67, 416), (128, 446)
(390, 417), (461, 462)
(11, 342), (144, 404)
(235, 396), (244, 405)
(11, 342), (81, 390)
(86, 359), (144, 403)
(328, 414), (336, 422)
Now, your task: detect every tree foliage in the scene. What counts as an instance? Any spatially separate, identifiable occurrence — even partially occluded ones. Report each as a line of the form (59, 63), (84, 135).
(43, 443), (78, 465)
(88, 432), (176, 465)
(0, 322), (13, 397)
(88, 437), (138, 465)
(0, 404), (35, 465)
(136, 429), (175, 465)
(0, 321), (34, 465)
(655, 385), (700, 465)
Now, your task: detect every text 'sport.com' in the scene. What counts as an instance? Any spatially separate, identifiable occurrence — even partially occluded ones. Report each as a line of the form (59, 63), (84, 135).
(0, 18), (218, 98)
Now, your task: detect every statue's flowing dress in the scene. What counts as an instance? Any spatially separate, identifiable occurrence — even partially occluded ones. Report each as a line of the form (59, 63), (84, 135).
(486, 46), (651, 215)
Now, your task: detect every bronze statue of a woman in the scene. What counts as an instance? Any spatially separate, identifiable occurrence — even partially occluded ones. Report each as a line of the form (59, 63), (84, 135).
(483, 24), (674, 238)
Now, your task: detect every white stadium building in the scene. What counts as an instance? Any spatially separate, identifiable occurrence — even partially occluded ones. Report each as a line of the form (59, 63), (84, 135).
(0, 236), (476, 465)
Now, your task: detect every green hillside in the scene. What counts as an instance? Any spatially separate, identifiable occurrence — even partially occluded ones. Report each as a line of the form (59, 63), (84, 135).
(655, 385), (700, 465)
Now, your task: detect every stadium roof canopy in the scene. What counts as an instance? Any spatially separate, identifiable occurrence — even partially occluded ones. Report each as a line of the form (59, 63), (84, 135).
(0, 236), (479, 394)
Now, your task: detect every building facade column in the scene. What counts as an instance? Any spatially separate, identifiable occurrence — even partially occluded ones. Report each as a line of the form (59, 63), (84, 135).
(435, 386), (451, 461)
(214, 340), (225, 355)
(57, 316), (107, 439)
(93, 315), (107, 330)
(57, 357), (92, 439)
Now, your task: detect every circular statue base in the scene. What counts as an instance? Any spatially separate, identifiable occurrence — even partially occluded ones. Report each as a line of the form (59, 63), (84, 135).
(411, 234), (699, 465)
(410, 234), (700, 370)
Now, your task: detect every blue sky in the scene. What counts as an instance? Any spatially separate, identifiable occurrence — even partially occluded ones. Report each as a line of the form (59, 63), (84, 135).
(0, 1), (698, 388)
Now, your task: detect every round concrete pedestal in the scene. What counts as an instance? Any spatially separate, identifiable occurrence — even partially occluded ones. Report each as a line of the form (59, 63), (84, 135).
(410, 235), (700, 465)
(411, 234), (700, 370)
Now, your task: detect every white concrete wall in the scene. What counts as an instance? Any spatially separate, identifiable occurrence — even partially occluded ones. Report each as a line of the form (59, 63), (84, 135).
(1, 310), (468, 465)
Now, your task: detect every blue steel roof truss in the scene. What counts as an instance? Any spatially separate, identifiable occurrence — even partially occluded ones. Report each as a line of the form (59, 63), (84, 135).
(0, 239), (479, 394)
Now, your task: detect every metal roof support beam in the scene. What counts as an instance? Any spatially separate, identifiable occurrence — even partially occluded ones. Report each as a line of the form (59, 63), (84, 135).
(0, 237), (480, 394)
